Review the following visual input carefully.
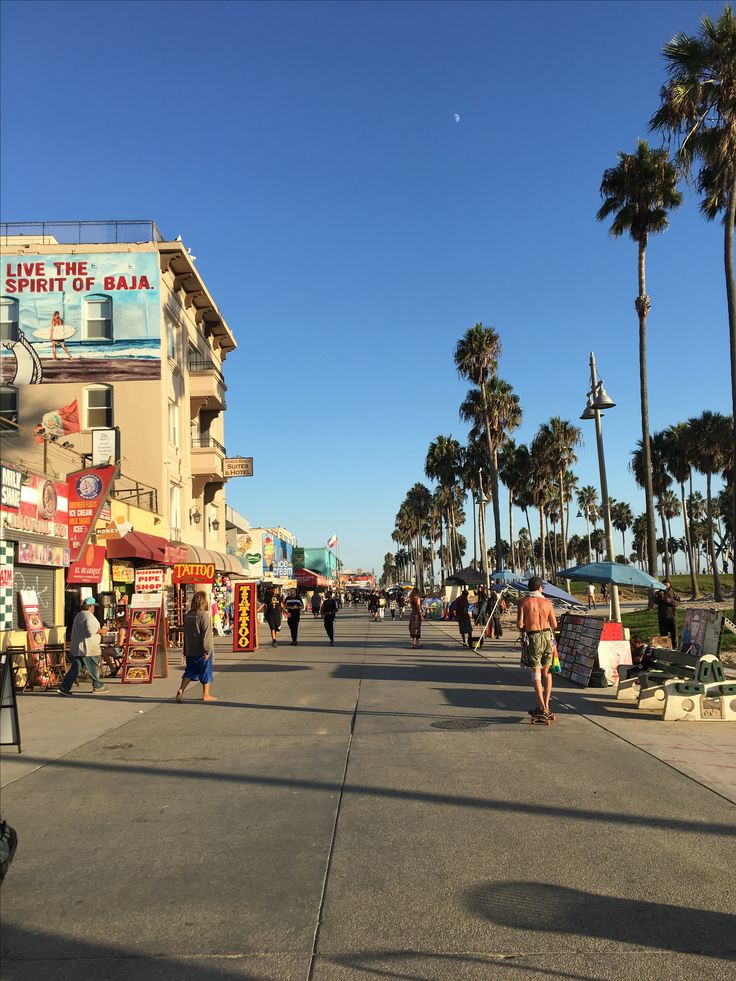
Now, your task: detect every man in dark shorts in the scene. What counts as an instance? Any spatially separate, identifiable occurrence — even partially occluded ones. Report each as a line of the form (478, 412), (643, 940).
(653, 580), (679, 647)
(322, 590), (338, 645)
(261, 587), (285, 647)
(517, 576), (558, 720)
(285, 589), (304, 645)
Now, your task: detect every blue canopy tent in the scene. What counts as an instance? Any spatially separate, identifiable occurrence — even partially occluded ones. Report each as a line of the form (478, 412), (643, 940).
(511, 579), (580, 606)
(557, 562), (665, 590)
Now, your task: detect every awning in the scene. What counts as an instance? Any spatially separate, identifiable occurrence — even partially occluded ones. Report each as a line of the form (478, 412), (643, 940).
(170, 541), (246, 576)
(107, 531), (169, 563)
(295, 567), (330, 588)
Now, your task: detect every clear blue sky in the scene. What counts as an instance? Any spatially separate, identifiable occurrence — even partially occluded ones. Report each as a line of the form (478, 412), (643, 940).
(1, 0), (730, 575)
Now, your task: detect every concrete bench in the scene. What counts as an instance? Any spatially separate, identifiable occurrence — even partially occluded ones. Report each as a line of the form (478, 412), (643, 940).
(616, 646), (696, 706)
(663, 655), (736, 721)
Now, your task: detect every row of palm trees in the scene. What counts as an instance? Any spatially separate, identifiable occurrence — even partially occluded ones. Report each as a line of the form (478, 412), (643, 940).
(387, 7), (736, 598)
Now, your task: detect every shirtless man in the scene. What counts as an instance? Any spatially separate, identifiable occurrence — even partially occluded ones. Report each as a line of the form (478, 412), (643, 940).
(516, 576), (558, 719)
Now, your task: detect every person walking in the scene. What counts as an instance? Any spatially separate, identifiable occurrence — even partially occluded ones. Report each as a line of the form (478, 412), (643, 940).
(491, 580), (505, 640)
(397, 590), (405, 619)
(474, 586), (489, 648)
(408, 588), (423, 648)
(285, 589), (304, 645)
(378, 591), (387, 620)
(517, 576), (558, 721)
(322, 590), (338, 645)
(454, 587), (473, 648)
(653, 580), (679, 648)
(586, 583), (596, 609)
(59, 597), (110, 695)
(388, 594), (397, 620)
(260, 586), (285, 647)
(311, 591), (321, 619)
(175, 591), (216, 702)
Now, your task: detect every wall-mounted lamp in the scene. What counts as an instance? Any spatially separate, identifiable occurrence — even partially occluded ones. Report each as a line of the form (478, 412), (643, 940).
(209, 516), (220, 532)
(190, 506), (202, 524)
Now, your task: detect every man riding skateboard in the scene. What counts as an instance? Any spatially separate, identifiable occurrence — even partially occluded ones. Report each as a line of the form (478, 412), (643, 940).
(517, 576), (558, 721)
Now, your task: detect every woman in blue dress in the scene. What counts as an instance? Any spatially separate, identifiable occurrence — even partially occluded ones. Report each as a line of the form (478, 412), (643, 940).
(175, 591), (216, 702)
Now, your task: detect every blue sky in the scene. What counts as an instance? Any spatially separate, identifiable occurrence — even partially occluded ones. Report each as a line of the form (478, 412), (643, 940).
(1, 0), (731, 575)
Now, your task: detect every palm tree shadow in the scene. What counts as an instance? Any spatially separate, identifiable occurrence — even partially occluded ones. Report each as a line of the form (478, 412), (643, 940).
(464, 881), (736, 959)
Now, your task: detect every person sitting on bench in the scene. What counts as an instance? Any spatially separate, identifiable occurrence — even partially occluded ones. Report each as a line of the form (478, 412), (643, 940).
(626, 634), (655, 679)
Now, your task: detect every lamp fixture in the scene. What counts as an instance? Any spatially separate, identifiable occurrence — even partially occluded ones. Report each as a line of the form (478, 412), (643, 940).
(190, 505), (202, 524)
(209, 516), (220, 532)
(580, 394), (596, 421)
(593, 381), (616, 410)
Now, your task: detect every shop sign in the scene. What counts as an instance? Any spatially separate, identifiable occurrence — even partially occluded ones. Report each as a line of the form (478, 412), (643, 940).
(67, 544), (106, 585)
(92, 428), (119, 467)
(292, 547), (305, 569)
(165, 545), (189, 564)
(112, 562), (135, 584)
(19, 589), (45, 654)
(67, 465), (116, 561)
(273, 559), (293, 579)
(17, 541), (70, 567)
(0, 465), (22, 510)
(173, 562), (215, 585)
(120, 595), (166, 684)
(0, 567), (13, 589)
(135, 567), (165, 593)
(233, 581), (257, 652)
(0, 472), (69, 541)
(224, 457), (253, 477)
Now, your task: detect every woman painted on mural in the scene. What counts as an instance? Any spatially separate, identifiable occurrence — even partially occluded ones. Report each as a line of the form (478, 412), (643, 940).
(49, 311), (74, 360)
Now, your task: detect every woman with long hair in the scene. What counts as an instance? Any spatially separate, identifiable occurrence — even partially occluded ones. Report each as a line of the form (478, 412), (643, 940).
(408, 588), (423, 649)
(175, 591), (216, 702)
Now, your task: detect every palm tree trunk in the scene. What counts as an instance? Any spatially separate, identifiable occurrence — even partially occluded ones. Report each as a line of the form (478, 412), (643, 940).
(636, 239), (658, 578)
(479, 386), (503, 567)
(681, 479), (699, 599)
(438, 519), (445, 584)
(659, 505), (669, 580)
(508, 488), (515, 572)
(538, 505), (546, 579)
(621, 529), (626, 560)
(524, 509), (535, 574)
(585, 514), (592, 563)
(725, 180), (736, 606)
(706, 473), (723, 602)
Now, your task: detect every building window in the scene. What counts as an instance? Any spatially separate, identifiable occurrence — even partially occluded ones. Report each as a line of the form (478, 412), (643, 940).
(85, 385), (113, 428)
(0, 385), (19, 433)
(84, 294), (112, 341)
(168, 399), (179, 447)
(0, 298), (19, 343)
(169, 484), (181, 537)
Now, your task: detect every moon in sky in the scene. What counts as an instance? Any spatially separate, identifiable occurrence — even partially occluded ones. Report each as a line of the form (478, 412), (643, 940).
(453, 113), (461, 123)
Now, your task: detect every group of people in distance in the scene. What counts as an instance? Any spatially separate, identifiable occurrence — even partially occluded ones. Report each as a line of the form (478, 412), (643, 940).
(366, 589), (405, 621)
(452, 583), (507, 650)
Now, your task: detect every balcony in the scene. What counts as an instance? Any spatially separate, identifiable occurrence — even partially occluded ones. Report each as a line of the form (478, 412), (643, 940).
(188, 357), (227, 413)
(191, 435), (226, 494)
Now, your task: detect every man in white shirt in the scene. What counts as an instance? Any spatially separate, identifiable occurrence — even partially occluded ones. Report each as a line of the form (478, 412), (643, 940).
(59, 597), (110, 695)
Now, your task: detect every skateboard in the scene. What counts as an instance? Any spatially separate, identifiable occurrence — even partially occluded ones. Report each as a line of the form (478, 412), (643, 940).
(529, 711), (555, 726)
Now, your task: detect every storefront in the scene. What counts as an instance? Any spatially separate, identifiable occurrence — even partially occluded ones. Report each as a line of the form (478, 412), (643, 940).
(295, 567), (331, 596)
(168, 542), (245, 643)
(0, 466), (69, 634)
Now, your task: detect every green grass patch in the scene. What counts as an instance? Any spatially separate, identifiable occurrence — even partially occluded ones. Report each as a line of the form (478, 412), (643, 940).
(621, 607), (736, 653)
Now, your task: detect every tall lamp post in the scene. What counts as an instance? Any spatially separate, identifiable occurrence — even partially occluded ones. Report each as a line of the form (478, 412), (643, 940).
(580, 352), (621, 623)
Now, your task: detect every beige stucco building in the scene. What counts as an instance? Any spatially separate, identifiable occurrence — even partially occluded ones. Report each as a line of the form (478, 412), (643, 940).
(0, 221), (242, 636)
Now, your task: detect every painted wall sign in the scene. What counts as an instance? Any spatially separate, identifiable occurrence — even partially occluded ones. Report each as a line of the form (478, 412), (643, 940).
(0, 471), (69, 541)
(111, 561), (135, 584)
(173, 562), (216, 585)
(0, 251), (161, 386)
(0, 465), (23, 510)
(66, 465), (116, 561)
(233, 581), (257, 652)
(17, 541), (70, 567)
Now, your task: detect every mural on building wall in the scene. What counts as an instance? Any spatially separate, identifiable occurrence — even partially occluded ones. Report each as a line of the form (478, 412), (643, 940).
(1, 252), (161, 384)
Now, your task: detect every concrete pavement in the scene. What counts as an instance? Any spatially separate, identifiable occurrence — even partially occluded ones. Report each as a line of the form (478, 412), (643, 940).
(1, 608), (735, 980)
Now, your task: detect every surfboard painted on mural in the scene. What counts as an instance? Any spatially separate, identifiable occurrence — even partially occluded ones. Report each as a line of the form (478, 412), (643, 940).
(1, 252), (161, 385)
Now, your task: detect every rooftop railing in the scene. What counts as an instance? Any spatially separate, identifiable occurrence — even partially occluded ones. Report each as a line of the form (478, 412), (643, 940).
(0, 220), (166, 246)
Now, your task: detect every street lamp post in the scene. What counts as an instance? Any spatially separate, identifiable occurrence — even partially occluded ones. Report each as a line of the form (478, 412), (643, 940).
(477, 471), (490, 590)
(580, 352), (621, 623)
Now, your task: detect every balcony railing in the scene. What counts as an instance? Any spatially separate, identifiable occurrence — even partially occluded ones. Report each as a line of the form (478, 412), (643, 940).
(0, 220), (165, 245)
(110, 474), (158, 514)
(188, 357), (226, 386)
(192, 435), (226, 455)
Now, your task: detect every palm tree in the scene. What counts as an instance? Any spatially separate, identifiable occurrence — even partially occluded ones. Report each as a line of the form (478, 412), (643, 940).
(453, 323), (504, 564)
(650, 6), (736, 600)
(611, 501), (634, 561)
(498, 438), (523, 572)
(688, 411), (733, 601)
(662, 422), (699, 597)
(530, 429), (556, 579)
(425, 435), (463, 573)
(631, 434), (673, 578)
(576, 485), (599, 563)
(597, 140), (682, 577)
(535, 416), (582, 576)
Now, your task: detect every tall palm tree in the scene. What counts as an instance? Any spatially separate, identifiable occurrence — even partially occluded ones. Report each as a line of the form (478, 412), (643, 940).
(631, 434), (673, 578)
(498, 438), (522, 572)
(688, 411), (733, 601)
(535, 416), (582, 574)
(425, 435), (463, 573)
(576, 484), (599, 563)
(650, 6), (736, 600)
(530, 429), (556, 579)
(611, 501), (634, 562)
(453, 323), (504, 564)
(662, 422), (699, 597)
(597, 140), (682, 577)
